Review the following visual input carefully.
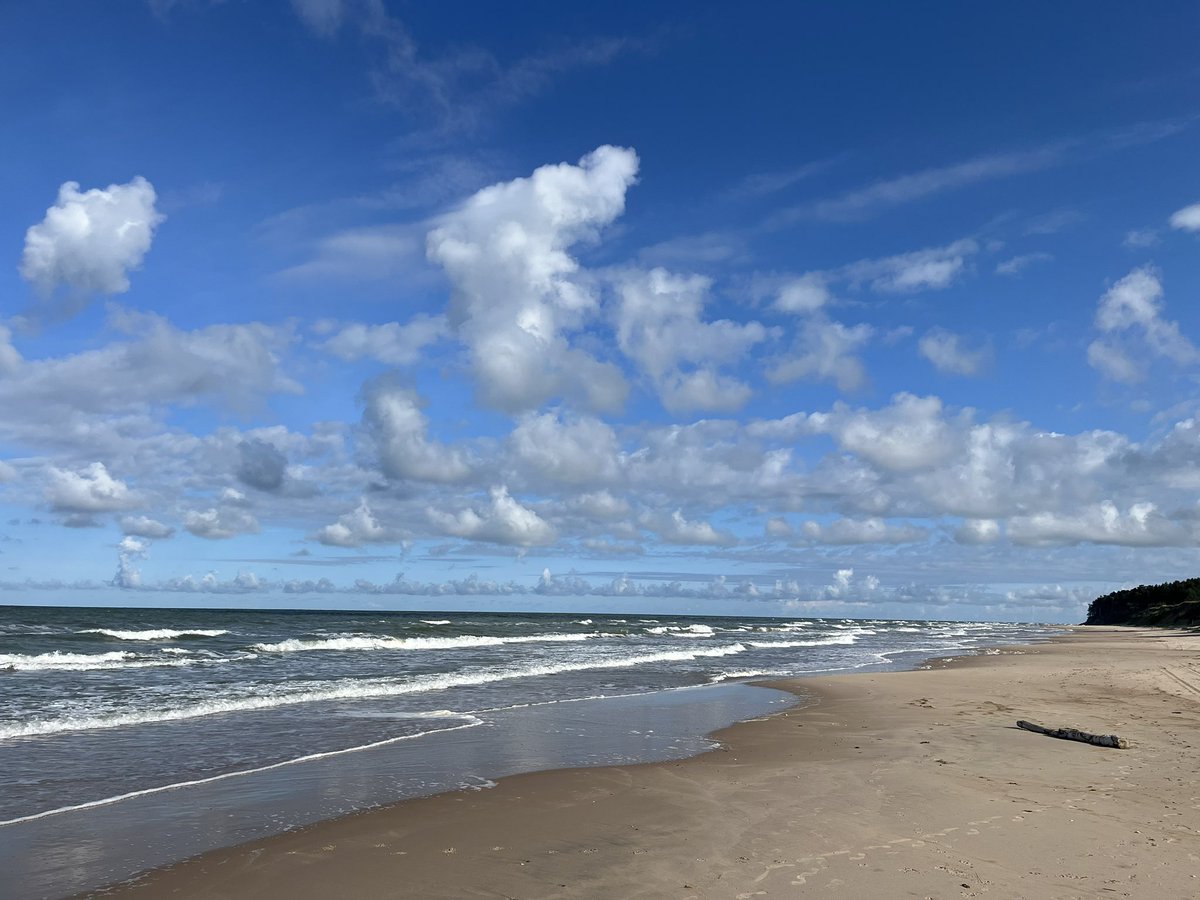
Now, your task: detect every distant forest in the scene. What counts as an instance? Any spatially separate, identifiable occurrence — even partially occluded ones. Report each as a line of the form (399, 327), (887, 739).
(1084, 578), (1200, 626)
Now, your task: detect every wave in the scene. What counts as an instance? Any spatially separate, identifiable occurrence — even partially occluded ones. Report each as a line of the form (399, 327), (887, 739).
(0, 643), (749, 740)
(645, 624), (715, 636)
(79, 628), (229, 641)
(420, 620), (451, 626)
(252, 632), (599, 653)
(0, 712), (482, 827)
(747, 633), (860, 649)
(0, 651), (204, 672)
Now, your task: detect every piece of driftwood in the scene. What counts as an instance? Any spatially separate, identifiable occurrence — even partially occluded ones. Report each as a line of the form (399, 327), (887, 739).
(1016, 720), (1129, 749)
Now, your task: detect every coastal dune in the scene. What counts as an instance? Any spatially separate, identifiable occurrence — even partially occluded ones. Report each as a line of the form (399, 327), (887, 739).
(105, 628), (1200, 898)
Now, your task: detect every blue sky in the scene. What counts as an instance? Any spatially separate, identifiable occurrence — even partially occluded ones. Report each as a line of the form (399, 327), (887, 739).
(2, 1), (1200, 622)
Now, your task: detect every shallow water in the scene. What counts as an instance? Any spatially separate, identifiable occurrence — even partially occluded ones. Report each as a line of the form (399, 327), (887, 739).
(0, 605), (1058, 897)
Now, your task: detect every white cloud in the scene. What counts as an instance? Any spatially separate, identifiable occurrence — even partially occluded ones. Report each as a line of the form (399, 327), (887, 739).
(774, 273), (832, 313)
(1009, 501), (1188, 547)
(362, 378), (471, 482)
(113, 535), (148, 588)
(768, 317), (873, 391)
(1168, 202), (1200, 232)
(765, 517), (793, 537)
(1086, 340), (1140, 383)
(317, 314), (446, 365)
(654, 509), (737, 546)
(1123, 228), (1160, 248)
(120, 515), (175, 539)
(314, 499), (395, 547)
(811, 393), (959, 473)
(918, 328), (992, 376)
(613, 267), (768, 412)
(183, 506), (261, 540)
(1088, 267), (1197, 382)
(509, 412), (622, 485)
(46, 462), (136, 513)
(0, 460), (17, 482)
(428, 485), (556, 546)
(0, 310), (299, 455)
(427, 145), (636, 412)
(801, 517), (928, 544)
(843, 239), (978, 293)
(995, 252), (1052, 276)
(0, 325), (21, 375)
(21, 177), (164, 308)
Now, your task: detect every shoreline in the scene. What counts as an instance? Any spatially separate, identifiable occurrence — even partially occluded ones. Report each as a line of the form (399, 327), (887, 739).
(90, 624), (1200, 899)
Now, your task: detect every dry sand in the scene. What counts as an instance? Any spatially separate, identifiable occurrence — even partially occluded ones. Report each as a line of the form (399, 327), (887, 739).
(100, 627), (1200, 899)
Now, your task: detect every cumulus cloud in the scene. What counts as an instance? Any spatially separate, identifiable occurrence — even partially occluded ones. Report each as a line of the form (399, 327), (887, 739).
(427, 145), (636, 412)
(21, 177), (164, 311)
(1088, 267), (1197, 382)
(918, 328), (992, 376)
(112, 535), (148, 588)
(1168, 202), (1200, 232)
(1009, 501), (1189, 547)
(362, 377), (471, 482)
(427, 485), (556, 546)
(120, 515), (175, 539)
(768, 316), (873, 391)
(315, 499), (396, 547)
(774, 272), (832, 313)
(0, 325), (21, 375)
(653, 509), (737, 546)
(184, 505), (261, 540)
(613, 267), (768, 412)
(509, 412), (622, 485)
(46, 462), (135, 513)
(317, 314), (446, 365)
(810, 393), (960, 473)
(0, 310), (299, 456)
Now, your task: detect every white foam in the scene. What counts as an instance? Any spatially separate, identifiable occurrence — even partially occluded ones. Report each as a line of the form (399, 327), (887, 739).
(645, 624), (715, 636)
(747, 633), (859, 649)
(80, 628), (228, 640)
(0, 643), (749, 739)
(420, 620), (451, 626)
(0, 651), (201, 672)
(252, 632), (598, 653)
(0, 712), (482, 827)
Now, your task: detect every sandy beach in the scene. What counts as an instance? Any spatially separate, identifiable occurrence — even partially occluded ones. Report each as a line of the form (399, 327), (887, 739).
(100, 627), (1200, 899)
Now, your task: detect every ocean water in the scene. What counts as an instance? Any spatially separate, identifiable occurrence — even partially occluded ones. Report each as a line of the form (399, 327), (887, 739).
(0, 605), (1058, 897)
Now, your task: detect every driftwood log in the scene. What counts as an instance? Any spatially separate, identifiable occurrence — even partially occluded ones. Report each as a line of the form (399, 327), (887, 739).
(1016, 720), (1129, 749)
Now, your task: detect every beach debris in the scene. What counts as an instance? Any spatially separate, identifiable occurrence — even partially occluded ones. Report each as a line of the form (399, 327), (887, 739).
(1016, 720), (1129, 749)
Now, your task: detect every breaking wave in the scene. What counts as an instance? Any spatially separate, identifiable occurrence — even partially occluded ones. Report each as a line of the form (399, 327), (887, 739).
(80, 629), (229, 641)
(252, 632), (599, 653)
(0, 643), (749, 740)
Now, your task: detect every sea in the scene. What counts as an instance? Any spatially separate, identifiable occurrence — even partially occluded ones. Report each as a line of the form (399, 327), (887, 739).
(0, 605), (1059, 898)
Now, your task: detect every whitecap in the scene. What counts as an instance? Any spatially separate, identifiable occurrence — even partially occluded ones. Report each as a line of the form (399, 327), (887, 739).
(80, 628), (228, 641)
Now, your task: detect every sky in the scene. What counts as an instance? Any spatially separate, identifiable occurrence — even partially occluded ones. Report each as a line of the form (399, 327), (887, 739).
(1, 1), (1199, 622)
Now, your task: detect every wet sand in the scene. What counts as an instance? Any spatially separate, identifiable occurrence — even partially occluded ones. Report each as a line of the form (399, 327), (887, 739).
(100, 627), (1200, 899)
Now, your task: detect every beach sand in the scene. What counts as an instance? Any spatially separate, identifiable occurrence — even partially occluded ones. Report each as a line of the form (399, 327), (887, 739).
(101, 627), (1200, 898)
